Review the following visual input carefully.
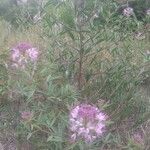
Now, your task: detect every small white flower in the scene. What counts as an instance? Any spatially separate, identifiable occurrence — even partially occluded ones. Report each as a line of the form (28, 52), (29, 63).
(69, 104), (108, 143)
(123, 7), (134, 17)
(93, 13), (99, 18)
(70, 106), (79, 118)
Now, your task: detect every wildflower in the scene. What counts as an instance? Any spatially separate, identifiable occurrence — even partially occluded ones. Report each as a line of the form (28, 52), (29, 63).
(132, 133), (144, 145)
(123, 7), (134, 17)
(11, 49), (20, 62)
(11, 42), (38, 68)
(26, 48), (38, 61)
(15, 42), (32, 51)
(69, 104), (107, 143)
(21, 111), (33, 121)
(93, 13), (99, 19)
(146, 9), (150, 16)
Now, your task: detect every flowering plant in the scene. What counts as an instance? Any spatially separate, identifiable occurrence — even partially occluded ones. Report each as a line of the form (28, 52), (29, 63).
(69, 104), (107, 143)
(11, 42), (38, 69)
(21, 111), (33, 121)
(123, 7), (134, 17)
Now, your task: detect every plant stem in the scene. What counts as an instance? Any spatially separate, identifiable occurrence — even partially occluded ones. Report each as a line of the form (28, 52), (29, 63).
(78, 29), (84, 90)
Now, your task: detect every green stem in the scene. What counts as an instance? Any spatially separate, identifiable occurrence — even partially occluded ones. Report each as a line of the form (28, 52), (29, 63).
(78, 29), (84, 90)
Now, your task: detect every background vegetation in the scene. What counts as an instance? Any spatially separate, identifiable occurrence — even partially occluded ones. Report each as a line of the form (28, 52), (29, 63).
(0, 0), (150, 149)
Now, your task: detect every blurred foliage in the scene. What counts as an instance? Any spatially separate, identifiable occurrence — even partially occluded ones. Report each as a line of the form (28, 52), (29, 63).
(0, 64), (8, 97)
(0, 0), (40, 28)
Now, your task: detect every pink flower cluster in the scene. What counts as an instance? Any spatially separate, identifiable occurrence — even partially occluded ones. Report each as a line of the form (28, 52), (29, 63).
(21, 111), (33, 121)
(11, 42), (38, 68)
(69, 104), (107, 143)
(123, 7), (134, 17)
(132, 132), (144, 146)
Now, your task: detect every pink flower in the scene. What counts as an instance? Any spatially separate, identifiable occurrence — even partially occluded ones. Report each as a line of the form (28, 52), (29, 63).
(15, 42), (32, 51)
(69, 104), (107, 143)
(132, 133), (144, 145)
(123, 7), (134, 17)
(21, 111), (33, 121)
(78, 104), (98, 119)
(26, 48), (39, 61)
(12, 49), (20, 61)
(11, 42), (38, 68)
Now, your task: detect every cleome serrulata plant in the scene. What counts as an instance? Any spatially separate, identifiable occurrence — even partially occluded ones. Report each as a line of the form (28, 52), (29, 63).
(11, 42), (38, 69)
(69, 103), (108, 143)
